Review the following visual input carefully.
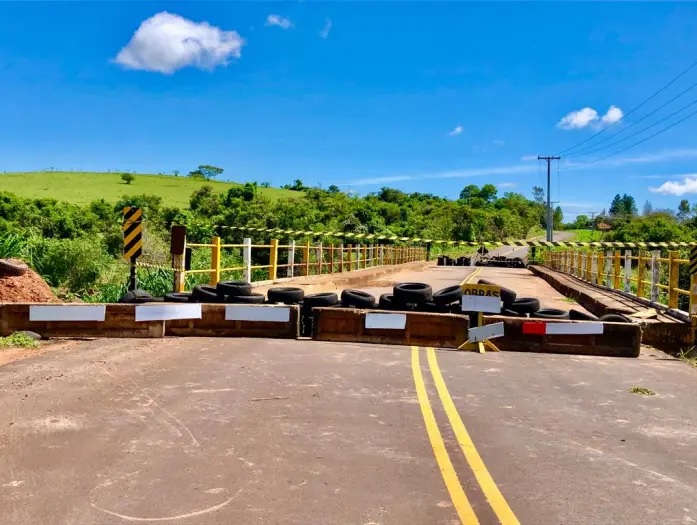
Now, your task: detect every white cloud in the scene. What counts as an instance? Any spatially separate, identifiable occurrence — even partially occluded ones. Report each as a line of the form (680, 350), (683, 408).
(493, 139), (505, 146)
(601, 105), (623, 125)
(448, 125), (463, 136)
(319, 18), (332, 38)
(520, 154), (538, 161)
(557, 105), (623, 130)
(266, 14), (293, 29)
(347, 163), (535, 187)
(564, 148), (697, 169)
(497, 182), (516, 188)
(650, 175), (697, 196)
(114, 12), (244, 74)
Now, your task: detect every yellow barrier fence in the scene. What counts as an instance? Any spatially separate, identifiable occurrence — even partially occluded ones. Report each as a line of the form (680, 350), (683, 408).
(178, 235), (427, 292)
(544, 248), (696, 314)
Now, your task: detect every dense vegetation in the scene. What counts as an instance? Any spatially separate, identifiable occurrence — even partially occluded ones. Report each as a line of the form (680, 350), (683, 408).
(0, 179), (548, 300)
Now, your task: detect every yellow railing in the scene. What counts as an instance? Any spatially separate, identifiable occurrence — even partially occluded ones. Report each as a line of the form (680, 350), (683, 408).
(543, 249), (696, 313)
(176, 235), (427, 292)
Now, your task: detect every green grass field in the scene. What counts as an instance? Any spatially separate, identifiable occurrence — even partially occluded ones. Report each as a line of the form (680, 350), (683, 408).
(566, 229), (609, 242)
(0, 171), (302, 207)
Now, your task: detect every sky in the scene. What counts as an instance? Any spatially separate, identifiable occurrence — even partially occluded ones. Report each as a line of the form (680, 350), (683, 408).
(2, 3), (697, 219)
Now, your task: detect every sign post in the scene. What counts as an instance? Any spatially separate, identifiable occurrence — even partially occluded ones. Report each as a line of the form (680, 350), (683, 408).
(458, 282), (504, 353)
(122, 207), (143, 291)
(690, 247), (697, 344)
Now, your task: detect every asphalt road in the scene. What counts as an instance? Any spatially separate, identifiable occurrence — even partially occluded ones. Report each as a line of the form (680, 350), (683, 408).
(485, 231), (576, 259)
(2, 336), (697, 525)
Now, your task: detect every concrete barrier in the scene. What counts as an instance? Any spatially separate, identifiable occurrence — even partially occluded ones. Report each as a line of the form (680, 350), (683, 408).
(166, 304), (299, 338)
(482, 315), (641, 357)
(0, 303), (164, 338)
(312, 307), (469, 348)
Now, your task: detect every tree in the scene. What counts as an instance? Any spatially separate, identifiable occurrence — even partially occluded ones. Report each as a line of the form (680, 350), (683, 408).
(573, 214), (590, 229)
(459, 184), (480, 201)
(642, 200), (653, 216)
(479, 184), (498, 203)
(678, 199), (691, 222)
(621, 194), (638, 217)
(327, 185), (341, 193)
(553, 206), (563, 230)
(532, 186), (545, 205)
(609, 194), (622, 216)
(282, 179), (307, 191)
(121, 173), (135, 185)
(260, 181), (271, 188)
(188, 165), (223, 181)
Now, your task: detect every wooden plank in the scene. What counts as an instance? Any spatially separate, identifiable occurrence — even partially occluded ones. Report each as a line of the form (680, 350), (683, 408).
(0, 303), (164, 338)
(628, 308), (658, 319)
(313, 308), (468, 348)
(165, 304), (299, 338)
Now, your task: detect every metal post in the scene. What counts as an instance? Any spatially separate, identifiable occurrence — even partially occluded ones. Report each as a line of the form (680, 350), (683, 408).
(243, 237), (252, 283)
(380, 245), (384, 266)
(316, 242), (322, 275)
(330, 243), (335, 273)
(339, 243), (344, 272)
(269, 239), (279, 281)
(210, 236), (221, 286)
(605, 250), (612, 287)
(304, 241), (311, 276)
(591, 252), (598, 285)
(613, 250), (621, 289)
(669, 251), (679, 309)
(129, 256), (137, 291)
(637, 251), (646, 298)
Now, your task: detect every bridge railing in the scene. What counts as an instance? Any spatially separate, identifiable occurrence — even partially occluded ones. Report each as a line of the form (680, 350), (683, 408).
(178, 235), (426, 292)
(543, 248), (696, 314)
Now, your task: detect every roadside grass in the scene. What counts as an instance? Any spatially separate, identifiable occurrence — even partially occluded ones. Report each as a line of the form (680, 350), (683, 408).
(678, 347), (697, 367)
(562, 297), (577, 304)
(0, 332), (39, 349)
(566, 229), (607, 243)
(0, 171), (302, 207)
(629, 386), (656, 396)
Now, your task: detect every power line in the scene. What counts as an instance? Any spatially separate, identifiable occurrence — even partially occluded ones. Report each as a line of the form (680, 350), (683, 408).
(565, 78), (697, 158)
(555, 59), (697, 156)
(565, 104), (697, 169)
(564, 95), (697, 159)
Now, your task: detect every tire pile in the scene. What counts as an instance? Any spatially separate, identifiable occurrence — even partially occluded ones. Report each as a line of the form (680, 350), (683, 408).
(437, 256), (472, 267)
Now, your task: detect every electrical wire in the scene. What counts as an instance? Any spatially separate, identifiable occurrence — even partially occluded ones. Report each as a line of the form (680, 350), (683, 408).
(565, 78), (697, 158)
(565, 104), (697, 169)
(555, 58), (697, 156)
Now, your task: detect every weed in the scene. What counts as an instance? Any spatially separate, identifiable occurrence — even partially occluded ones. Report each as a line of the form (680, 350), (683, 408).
(678, 347), (697, 367)
(562, 297), (578, 304)
(629, 386), (656, 396)
(0, 332), (39, 349)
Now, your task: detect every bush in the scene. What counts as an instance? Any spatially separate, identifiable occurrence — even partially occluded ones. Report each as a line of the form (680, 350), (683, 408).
(121, 173), (135, 185)
(34, 237), (114, 292)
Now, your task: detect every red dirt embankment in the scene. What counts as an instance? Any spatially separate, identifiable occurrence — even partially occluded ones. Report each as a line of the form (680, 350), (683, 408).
(0, 269), (59, 303)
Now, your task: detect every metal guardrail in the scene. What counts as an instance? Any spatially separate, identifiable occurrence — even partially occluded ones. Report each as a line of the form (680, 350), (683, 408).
(178, 237), (427, 292)
(544, 249), (697, 314)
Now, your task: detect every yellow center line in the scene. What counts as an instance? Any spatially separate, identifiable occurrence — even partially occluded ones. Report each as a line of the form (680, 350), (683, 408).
(427, 347), (520, 525)
(411, 347), (480, 525)
(460, 267), (482, 287)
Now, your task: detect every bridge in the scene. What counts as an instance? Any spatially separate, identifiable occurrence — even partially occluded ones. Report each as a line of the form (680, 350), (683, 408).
(1, 228), (697, 524)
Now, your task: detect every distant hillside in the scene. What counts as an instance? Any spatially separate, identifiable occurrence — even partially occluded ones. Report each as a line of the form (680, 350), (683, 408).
(0, 171), (302, 207)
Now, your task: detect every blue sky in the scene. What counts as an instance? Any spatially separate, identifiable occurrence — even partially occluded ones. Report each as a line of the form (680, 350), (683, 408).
(2, 2), (697, 218)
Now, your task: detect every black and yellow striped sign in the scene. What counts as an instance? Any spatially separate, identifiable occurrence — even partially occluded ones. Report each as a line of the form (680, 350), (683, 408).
(217, 225), (697, 249)
(690, 247), (697, 275)
(122, 206), (143, 260)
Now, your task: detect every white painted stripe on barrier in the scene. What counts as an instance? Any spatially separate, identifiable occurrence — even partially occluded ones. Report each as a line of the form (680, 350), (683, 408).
(225, 305), (291, 323)
(461, 295), (501, 314)
(545, 322), (604, 335)
(365, 312), (407, 330)
(135, 304), (202, 322)
(467, 322), (505, 343)
(29, 305), (106, 322)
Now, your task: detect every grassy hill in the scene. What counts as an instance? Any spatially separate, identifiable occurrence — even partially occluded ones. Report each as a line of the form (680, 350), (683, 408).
(0, 171), (301, 207)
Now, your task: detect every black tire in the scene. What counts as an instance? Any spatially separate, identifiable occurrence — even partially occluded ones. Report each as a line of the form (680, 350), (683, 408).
(531, 308), (569, 320)
(267, 287), (304, 304)
(418, 301), (450, 313)
(192, 284), (222, 303)
(164, 292), (192, 303)
(569, 309), (599, 321)
(599, 313), (631, 323)
(432, 285), (462, 306)
(393, 282), (433, 304)
(378, 293), (394, 310)
(216, 280), (252, 297)
(149, 297), (165, 302)
(502, 308), (526, 317)
(508, 297), (541, 314)
(450, 302), (465, 314)
(0, 258), (28, 277)
(303, 292), (339, 309)
(118, 289), (153, 304)
(477, 279), (516, 305)
(341, 289), (376, 309)
(227, 293), (265, 304)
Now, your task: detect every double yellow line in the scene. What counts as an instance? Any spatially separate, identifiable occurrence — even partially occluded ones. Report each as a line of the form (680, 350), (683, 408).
(411, 347), (519, 525)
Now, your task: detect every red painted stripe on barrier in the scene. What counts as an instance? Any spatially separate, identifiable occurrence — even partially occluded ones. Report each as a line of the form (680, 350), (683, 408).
(522, 322), (546, 335)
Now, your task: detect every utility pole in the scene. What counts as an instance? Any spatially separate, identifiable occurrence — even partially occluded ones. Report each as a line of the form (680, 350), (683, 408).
(589, 211), (597, 241)
(538, 155), (561, 242)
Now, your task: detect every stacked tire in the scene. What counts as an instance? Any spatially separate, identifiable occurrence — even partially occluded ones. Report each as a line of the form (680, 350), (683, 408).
(301, 292), (339, 336)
